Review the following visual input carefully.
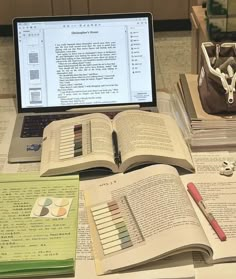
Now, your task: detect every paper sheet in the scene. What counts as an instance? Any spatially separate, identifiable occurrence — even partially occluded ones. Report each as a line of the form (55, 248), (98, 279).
(193, 252), (236, 279)
(192, 151), (236, 176)
(181, 174), (236, 263)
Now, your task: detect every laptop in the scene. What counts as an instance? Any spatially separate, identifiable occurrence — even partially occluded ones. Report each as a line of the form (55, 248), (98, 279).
(8, 12), (157, 163)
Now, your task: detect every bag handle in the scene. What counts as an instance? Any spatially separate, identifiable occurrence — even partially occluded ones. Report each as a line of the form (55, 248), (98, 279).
(216, 68), (236, 104)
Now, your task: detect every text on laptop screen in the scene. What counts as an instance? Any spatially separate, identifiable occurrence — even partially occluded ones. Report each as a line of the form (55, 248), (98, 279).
(16, 15), (155, 109)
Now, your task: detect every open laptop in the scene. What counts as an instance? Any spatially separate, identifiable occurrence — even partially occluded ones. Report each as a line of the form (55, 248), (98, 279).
(8, 12), (157, 163)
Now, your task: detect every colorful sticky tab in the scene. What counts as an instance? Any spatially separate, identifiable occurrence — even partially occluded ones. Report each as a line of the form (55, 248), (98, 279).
(91, 200), (133, 256)
(59, 125), (83, 160)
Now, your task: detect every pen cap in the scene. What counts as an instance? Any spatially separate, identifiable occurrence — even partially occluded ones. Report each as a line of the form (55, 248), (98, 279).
(187, 182), (202, 203)
(211, 219), (227, 241)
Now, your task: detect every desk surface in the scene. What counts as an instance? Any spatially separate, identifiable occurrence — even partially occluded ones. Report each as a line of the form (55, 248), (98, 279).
(1, 91), (236, 279)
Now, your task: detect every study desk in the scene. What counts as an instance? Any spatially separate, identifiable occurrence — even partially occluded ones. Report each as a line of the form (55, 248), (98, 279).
(1, 95), (236, 279)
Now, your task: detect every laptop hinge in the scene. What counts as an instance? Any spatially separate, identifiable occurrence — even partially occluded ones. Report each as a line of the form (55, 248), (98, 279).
(66, 104), (140, 113)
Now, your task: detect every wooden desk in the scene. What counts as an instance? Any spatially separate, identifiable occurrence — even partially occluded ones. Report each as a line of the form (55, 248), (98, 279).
(190, 5), (209, 74)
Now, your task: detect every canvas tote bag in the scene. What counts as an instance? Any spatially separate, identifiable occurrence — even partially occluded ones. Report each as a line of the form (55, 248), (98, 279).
(198, 42), (236, 114)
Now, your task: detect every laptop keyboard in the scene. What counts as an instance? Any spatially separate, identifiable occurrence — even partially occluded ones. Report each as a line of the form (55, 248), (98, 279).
(21, 112), (118, 138)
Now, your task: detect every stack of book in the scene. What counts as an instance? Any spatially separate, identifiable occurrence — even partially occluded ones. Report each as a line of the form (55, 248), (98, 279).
(177, 74), (236, 151)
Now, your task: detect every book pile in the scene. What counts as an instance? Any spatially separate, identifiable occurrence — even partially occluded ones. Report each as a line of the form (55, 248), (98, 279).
(177, 74), (236, 151)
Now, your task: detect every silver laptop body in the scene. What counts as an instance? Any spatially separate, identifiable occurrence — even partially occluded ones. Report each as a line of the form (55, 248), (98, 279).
(8, 12), (157, 163)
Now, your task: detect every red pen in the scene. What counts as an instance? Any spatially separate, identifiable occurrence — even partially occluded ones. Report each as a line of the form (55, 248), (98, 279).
(187, 182), (226, 241)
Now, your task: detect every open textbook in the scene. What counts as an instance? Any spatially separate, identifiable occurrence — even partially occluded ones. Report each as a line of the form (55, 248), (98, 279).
(40, 110), (194, 176)
(76, 181), (195, 279)
(0, 173), (79, 278)
(83, 164), (236, 275)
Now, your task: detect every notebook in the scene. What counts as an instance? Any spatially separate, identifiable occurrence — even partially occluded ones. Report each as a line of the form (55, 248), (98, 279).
(8, 12), (157, 163)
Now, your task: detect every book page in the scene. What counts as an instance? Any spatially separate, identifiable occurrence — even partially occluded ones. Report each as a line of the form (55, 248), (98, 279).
(84, 164), (211, 275)
(0, 173), (79, 277)
(181, 173), (236, 263)
(193, 252), (236, 279)
(40, 113), (118, 176)
(192, 151), (236, 175)
(112, 110), (194, 173)
(75, 184), (195, 279)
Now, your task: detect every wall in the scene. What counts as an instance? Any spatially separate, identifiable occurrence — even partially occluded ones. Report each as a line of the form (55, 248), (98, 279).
(0, 0), (200, 25)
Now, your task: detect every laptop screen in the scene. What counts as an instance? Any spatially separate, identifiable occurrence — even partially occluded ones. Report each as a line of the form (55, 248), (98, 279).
(13, 13), (156, 112)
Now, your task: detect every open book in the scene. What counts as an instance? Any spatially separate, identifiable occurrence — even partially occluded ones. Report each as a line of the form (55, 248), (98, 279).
(82, 164), (236, 275)
(40, 110), (194, 176)
(0, 173), (79, 278)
